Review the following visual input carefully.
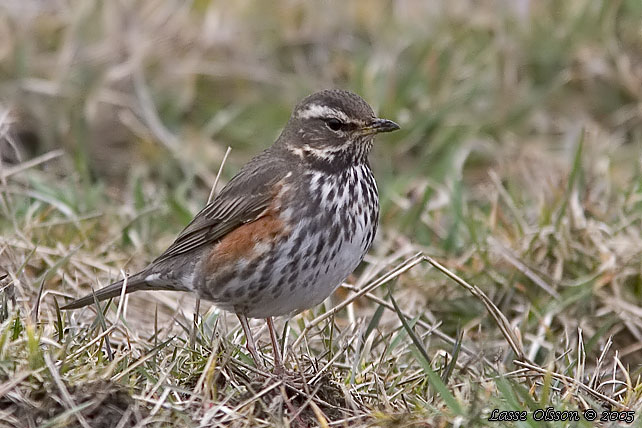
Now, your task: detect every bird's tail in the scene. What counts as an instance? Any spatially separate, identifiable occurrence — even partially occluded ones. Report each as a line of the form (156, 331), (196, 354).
(60, 273), (149, 310)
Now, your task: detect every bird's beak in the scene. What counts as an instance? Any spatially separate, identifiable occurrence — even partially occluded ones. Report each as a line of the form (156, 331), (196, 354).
(360, 118), (401, 136)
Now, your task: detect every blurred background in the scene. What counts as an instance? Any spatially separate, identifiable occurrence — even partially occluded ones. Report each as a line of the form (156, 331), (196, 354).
(1, 0), (641, 364)
(2, 0), (639, 191)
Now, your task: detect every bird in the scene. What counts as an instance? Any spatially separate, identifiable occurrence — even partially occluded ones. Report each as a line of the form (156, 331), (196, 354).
(62, 89), (400, 370)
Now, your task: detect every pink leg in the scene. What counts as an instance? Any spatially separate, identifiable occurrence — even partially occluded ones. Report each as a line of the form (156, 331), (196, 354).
(266, 317), (284, 372)
(237, 314), (263, 368)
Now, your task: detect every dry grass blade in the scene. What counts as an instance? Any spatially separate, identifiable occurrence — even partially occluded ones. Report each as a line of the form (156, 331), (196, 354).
(208, 146), (232, 205)
(132, 66), (180, 154)
(589, 335), (613, 389)
(488, 237), (560, 299)
(43, 353), (92, 428)
(513, 360), (631, 411)
(0, 149), (65, 180)
(220, 380), (284, 424)
(67, 325), (117, 361)
(389, 286), (463, 414)
(0, 371), (35, 399)
(574, 328), (586, 396)
(33, 246), (81, 323)
(89, 287), (114, 362)
(340, 282), (494, 367)
(421, 254), (529, 362)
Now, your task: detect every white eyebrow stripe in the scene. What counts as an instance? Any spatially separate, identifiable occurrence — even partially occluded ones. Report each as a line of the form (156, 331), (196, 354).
(303, 141), (351, 154)
(286, 141), (352, 158)
(297, 104), (349, 122)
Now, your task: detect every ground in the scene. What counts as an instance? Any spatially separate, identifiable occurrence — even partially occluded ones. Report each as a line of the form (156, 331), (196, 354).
(0, 1), (641, 426)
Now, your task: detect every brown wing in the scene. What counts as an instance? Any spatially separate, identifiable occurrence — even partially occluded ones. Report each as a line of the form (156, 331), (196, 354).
(153, 147), (291, 264)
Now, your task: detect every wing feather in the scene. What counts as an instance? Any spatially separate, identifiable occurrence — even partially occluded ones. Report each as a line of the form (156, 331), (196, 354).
(153, 148), (290, 264)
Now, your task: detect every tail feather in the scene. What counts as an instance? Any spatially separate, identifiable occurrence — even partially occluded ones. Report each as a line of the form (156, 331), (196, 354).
(61, 274), (149, 310)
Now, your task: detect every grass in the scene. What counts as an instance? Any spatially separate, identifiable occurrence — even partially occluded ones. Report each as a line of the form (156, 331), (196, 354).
(1, 0), (642, 426)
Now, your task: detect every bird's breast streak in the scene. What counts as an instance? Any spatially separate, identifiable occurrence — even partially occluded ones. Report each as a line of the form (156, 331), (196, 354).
(199, 164), (378, 318)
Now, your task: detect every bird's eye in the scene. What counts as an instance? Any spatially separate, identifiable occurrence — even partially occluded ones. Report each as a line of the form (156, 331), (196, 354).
(325, 118), (343, 131)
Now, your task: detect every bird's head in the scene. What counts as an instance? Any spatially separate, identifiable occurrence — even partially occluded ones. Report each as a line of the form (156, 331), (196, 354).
(278, 89), (399, 171)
